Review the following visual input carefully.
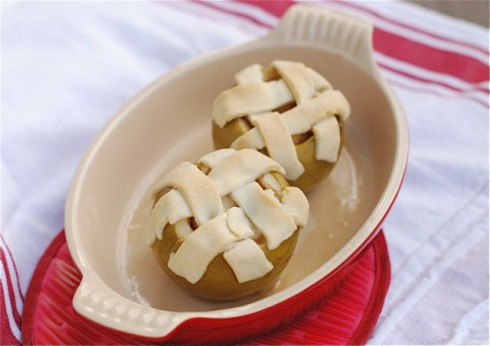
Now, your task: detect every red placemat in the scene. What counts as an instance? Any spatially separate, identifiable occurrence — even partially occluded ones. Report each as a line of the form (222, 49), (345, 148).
(21, 230), (390, 345)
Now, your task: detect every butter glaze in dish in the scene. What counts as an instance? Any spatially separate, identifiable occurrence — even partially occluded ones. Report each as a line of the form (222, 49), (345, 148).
(64, 5), (408, 343)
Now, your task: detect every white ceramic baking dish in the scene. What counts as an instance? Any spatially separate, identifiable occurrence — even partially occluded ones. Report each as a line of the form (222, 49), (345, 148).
(65, 4), (408, 343)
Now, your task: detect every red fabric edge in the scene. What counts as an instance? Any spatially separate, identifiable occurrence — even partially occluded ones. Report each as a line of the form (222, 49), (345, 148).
(0, 281), (20, 346)
(0, 249), (22, 328)
(1, 235), (25, 301)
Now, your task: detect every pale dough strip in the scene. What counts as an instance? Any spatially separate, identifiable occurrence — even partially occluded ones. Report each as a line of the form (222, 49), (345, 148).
(312, 116), (341, 163)
(273, 60), (315, 105)
(213, 80), (294, 128)
(148, 189), (192, 241)
(281, 89), (350, 135)
(168, 214), (238, 284)
(231, 181), (296, 250)
(223, 239), (273, 283)
(251, 112), (305, 181)
(155, 162), (224, 226)
(207, 149), (285, 196)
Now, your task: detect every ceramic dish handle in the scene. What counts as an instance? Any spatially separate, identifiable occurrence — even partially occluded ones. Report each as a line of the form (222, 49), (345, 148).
(72, 273), (180, 339)
(266, 5), (381, 82)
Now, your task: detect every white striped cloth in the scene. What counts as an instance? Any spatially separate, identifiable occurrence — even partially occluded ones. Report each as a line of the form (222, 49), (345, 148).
(1, 1), (488, 344)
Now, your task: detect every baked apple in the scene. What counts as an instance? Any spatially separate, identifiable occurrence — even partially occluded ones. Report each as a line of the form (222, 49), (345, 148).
(146, 148), (309, 301)
(212, 60), (351, 193)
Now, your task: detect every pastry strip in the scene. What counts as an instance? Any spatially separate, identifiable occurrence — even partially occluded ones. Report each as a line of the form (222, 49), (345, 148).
(281, 90), (350, 135)
(226, 207), (256, 239)
(168, 214), (239, 284)
(213, 80), (294, 127)
(273, 60), (315, 105)
(148, 189), (192, 241)
(230, 181), (296, 250)
(207, 149), (285, 196)
(235, 64), (264, 84)
(251, 112), (305, 180)
(312, 116), (341, 163)
(223, 239), (273, 283)
(154, 162), (224, 226)
(280, 187), (310, 228)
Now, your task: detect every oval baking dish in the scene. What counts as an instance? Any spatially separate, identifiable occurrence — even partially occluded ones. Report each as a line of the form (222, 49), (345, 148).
(65, 4), (408, 343)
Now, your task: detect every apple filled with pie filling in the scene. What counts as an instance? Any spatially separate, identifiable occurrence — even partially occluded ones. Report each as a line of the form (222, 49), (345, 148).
(146, 149), (309, 301)
(212, 60), (351, 193)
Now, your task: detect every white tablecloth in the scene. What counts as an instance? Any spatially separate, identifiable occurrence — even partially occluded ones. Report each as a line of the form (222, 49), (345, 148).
(1, 1), (488, 344)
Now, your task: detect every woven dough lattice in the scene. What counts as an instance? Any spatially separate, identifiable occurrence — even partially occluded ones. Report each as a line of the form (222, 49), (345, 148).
(213, 60), (351, 181)
(147, 148), (309, 284)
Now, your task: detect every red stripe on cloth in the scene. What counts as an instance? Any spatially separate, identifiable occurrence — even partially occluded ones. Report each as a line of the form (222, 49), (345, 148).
(195, 0), (273, 28)
(237, 0), (292, 17)
(0, 281), (20, 346)
(0, 249), (22, 327)
(386, 78), (489, 109)
(234, 0), (490, 85)
(378, 61), (489, 95)
(374, 29), (489, 85)
(1, 235), (24, 301)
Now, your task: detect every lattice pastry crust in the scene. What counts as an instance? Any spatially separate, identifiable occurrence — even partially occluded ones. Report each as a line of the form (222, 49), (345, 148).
(147, 149), (309, 299)
(212, 60), (351, 191)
